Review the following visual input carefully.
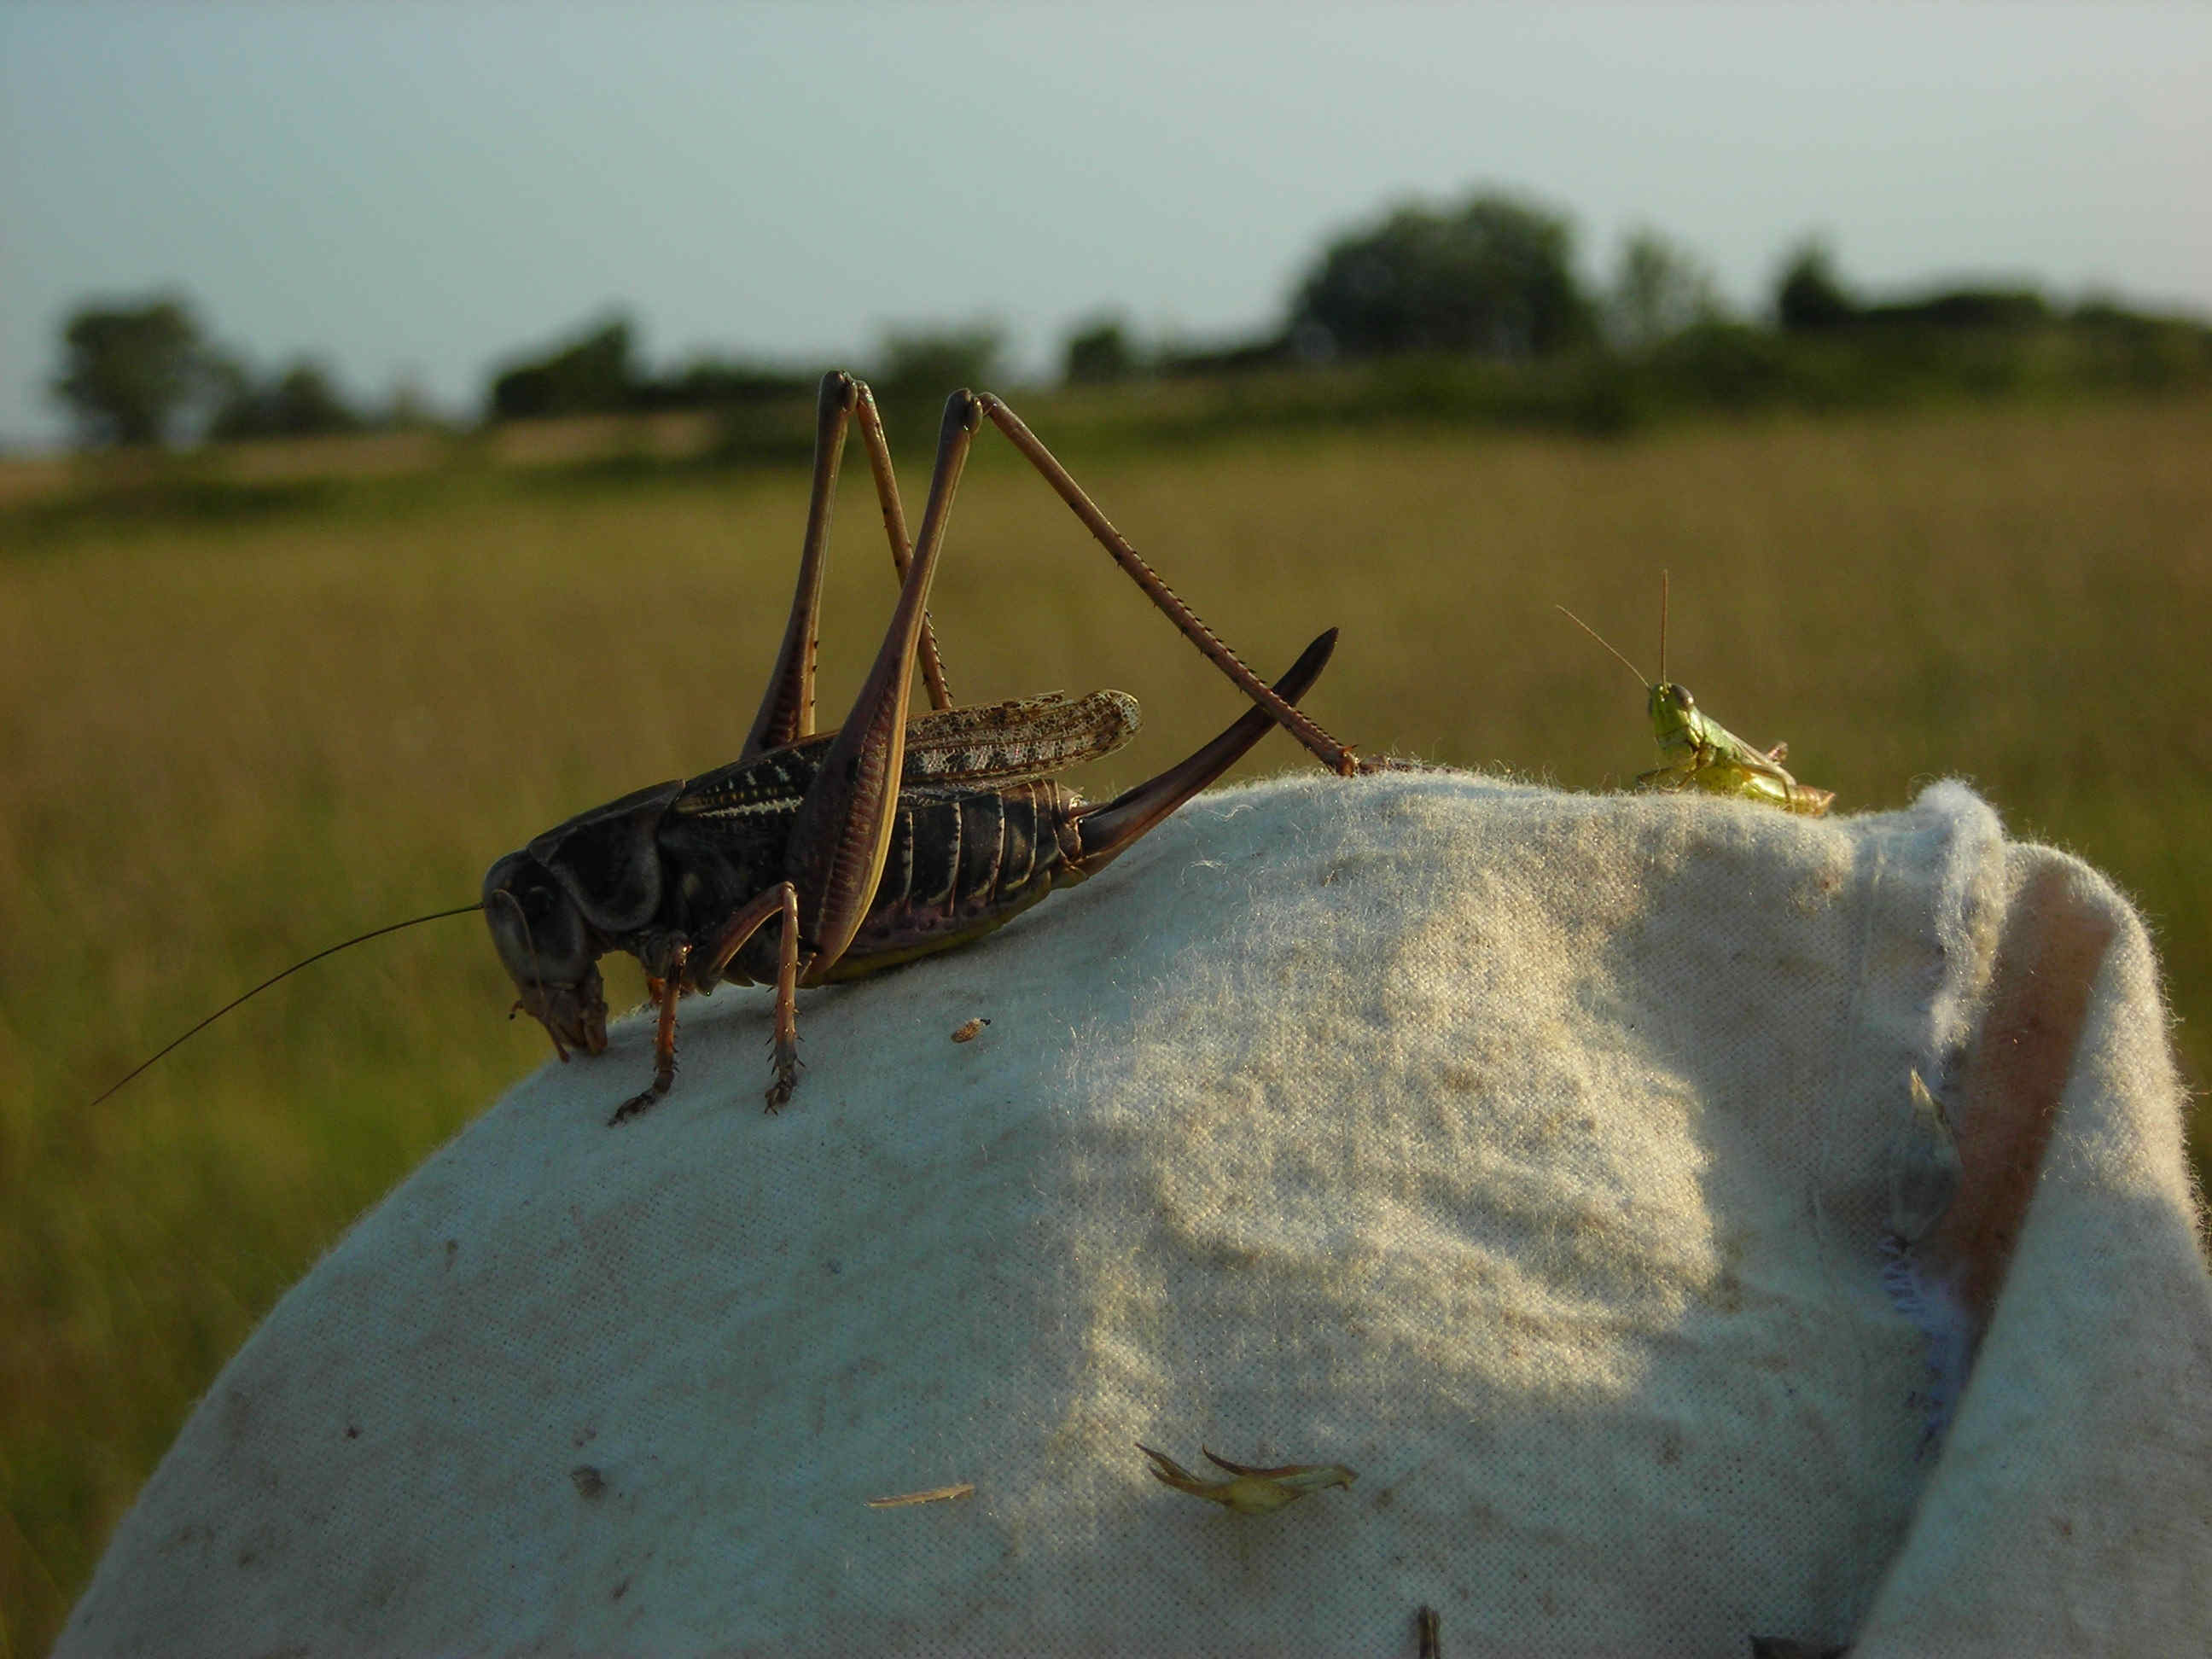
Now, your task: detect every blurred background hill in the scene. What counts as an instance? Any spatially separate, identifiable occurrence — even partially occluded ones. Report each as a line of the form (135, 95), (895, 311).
(3, 6), (2209, 1651)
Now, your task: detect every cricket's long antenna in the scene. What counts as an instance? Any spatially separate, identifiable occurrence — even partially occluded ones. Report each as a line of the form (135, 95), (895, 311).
(1555, 604), (1650, 690)
(90, 902), (486, 1109)
(1659, 568), (1669, 685)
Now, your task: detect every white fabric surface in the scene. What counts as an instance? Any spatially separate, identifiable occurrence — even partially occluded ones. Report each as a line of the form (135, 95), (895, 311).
(59, 772), (2212, 1656)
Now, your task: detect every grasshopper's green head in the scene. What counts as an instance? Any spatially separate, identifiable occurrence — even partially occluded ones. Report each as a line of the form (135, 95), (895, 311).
(482, 850), (609, 1063)
(1649, 681), (1704, 749)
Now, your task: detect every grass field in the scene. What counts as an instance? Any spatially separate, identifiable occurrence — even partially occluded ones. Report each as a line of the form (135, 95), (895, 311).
(4, 394), (2209, 1650)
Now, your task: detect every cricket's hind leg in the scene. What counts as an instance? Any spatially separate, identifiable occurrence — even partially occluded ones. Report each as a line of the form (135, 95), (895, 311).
(785, 392), (981, 973)
(850, 377), (954, 710)
(974, 393), (1382, 777)
(1068, 629), (1336, 876)
(740, 372), (958, 765)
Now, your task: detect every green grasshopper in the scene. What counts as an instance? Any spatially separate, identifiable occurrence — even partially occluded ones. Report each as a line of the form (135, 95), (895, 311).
(1557, 576), (1834, 817)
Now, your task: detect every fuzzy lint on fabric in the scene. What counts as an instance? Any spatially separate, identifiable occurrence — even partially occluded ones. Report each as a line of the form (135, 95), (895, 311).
(59, 773), (2212, 1656)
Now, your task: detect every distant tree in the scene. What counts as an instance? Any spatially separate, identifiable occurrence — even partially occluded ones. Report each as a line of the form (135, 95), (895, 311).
(207, 356), (362, 440)
(1608, 230), (1722, 350)
(486, 315), (637, 421)
(640, 358), (810, 411)
(1775, 241), (1856, 332)
(1289, 190), (1596, 359)
(51, 294), (212, 447)
(380, 376), (444, 432)
(203, 353), (255, 434)
(270, 362), (359, 434)
(875, 323), (1005, 404)
(1156, 331), (1294, 377)
(1859, 288), (2050, 330)
(1063, 317), (1138, 384)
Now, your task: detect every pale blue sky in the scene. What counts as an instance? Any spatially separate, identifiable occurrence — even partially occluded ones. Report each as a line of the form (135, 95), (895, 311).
(3, 3), (2208, 447)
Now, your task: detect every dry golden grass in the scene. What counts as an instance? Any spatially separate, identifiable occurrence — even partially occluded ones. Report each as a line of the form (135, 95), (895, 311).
(480, 409), (722, 468)
(3, 395), (2209, 1649)
(0, 454), (78, 510)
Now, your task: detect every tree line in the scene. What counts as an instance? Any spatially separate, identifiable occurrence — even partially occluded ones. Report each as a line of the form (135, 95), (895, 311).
(47, 298), (438, 449)
(45, 189), (2207, 450)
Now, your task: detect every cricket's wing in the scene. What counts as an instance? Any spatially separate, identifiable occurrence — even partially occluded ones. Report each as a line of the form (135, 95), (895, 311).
(893, 690), (1140, 786)
(672, 690), (1141, 821)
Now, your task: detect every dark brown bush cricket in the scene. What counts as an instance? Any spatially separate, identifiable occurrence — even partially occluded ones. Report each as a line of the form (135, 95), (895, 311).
(96, 372), (1372, 1122)
(486, 371), (1371, 1122)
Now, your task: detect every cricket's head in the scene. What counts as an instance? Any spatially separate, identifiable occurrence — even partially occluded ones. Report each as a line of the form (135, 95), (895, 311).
(482, 850), (608, 1062)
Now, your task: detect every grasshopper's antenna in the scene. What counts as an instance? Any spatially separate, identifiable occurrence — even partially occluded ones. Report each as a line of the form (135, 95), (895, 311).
(1659, 568), (1669, 685)
(90, 902), (486, 1109)
(1555, 605), (1650, 690)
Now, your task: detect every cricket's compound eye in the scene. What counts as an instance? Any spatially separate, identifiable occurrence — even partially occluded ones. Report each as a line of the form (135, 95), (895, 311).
(482, 852), (608, 1059)
(483, 853), (593, 983)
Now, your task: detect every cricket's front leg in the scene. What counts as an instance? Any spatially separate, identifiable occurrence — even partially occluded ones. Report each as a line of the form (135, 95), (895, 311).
(610, 940), (693, 1126)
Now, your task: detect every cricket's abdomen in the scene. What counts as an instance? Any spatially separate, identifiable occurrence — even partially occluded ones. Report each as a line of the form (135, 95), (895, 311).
(818, 780), (1087, 980)
(696, 780), (1089, 987)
